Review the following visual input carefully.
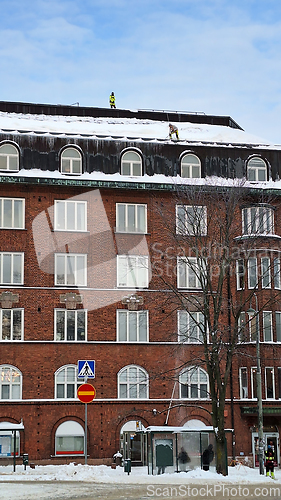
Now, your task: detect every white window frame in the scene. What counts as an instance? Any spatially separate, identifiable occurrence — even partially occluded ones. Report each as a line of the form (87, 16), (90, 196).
(236, 259), (245, 290)
(54, 200), (87, 232)
(242, 206), (274, 236)
(265, 367), (275, 399)
(181, 154), (201, 178)
(0, 198), (24, 229)
(176, 205), (207, 236)
(55, 365), (79, 399)
(116, 203), (147, 233)
(117, 310), (149, 342)
(54, 309), (87, 341)
(238, 312), (246, 342)
(55, 253), (87, 286)
(0, 253), (24, 285)
(263, 311), (273, 342)
(276, 312), (281, 342)
(0, 309), (24, 341)
(177, 310), (205, 343)
(250, 367), (257, 399)
(247, 257), (257, 289)
(274, 257), (281, 289)
(0, 144), (19, 171)
(121, 151), (142, 176)
(177, 256), (204, 289)
(247, 157), (267, 181)
(261, 257), (271, 289)
(179, 366), (209, 399)
(61, 147), (82, 175)
(117, 255), (149, 288)
(0, 365), (22, 400)
(239, 367), (248, 399)
(118, 365), (149, 399)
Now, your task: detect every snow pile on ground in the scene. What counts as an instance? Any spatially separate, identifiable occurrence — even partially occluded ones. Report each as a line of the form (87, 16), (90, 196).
(0, 463), (280, 484)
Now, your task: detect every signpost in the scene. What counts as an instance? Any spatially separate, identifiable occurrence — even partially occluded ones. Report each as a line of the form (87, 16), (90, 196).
(77, 360), (96, 465)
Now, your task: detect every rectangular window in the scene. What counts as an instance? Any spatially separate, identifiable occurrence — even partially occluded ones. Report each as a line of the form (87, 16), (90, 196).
(116, 203), (147, 233)
(117, 310), (148, 341)
(0, 309), (23, 341)
(239, 367), (248, 398)
(251, 367), (257, 399)
(242, 207), (274, 235)
(178, 310), (204, 343)
(55, 254), (87, 286)
(238, 312), (247, 342)
(261, 257), (271, 288)
(265, 367), (275, 399)
(278, 368), (281, 399)
(0, 253), (24, 284)
(117, 255), (149, 288)
(248, 258), (258, 289)
(177, 257), (204, 289)
(274, 257), (281, 289)
(55, 309), (87, 341)
(276, 312), (281, 342)
(263, 311), (273, 342)
(176, 205), (207, 236)
(0, 198), (24, 229)
(54, 200), (87, 231)
(236, 259), (245, 290)
(248, 313), (258, 342)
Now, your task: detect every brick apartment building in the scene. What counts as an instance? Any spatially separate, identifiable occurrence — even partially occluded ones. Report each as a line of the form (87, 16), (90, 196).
(0, 100), (281, 467)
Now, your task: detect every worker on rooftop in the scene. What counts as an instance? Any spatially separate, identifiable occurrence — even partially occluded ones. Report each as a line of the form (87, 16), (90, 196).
(169, 123), (179, 140)
(109, 92), (116, 109)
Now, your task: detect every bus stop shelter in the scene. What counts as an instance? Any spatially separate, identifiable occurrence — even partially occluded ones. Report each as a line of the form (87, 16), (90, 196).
(145, 425), (231, 475)
(0, 421), (24, 471)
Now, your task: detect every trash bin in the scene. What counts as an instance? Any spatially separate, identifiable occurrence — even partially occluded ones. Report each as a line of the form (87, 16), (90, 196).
(23, 453), (29, 470)
(124, 458), (131, 475)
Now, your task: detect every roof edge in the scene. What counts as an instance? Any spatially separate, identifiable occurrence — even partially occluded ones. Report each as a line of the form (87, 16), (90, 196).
(0, 101), (243, 130)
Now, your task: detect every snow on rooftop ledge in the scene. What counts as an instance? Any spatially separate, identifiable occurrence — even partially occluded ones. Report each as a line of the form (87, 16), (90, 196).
(0, 111), (277, 147)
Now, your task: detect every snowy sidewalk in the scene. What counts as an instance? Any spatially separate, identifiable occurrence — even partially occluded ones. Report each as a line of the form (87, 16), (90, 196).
(1, 464), (281, 500)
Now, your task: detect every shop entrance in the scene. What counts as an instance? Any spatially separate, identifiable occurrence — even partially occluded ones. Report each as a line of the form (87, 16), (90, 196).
(252, 431), (279, 468)
(120, 420), (147, 466)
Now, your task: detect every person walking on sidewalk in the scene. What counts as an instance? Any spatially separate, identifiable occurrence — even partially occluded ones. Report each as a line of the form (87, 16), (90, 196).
(265, 442), (275, 479)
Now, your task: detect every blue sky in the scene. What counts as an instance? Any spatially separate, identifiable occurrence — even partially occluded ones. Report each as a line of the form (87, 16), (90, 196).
(1, 0), (281, 143)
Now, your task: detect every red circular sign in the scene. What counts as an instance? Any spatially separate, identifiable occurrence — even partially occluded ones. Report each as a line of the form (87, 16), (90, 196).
(77, 383), (96, 403)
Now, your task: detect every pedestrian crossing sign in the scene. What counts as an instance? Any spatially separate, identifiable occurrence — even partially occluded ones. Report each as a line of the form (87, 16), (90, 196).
(77, 360), (95, 379)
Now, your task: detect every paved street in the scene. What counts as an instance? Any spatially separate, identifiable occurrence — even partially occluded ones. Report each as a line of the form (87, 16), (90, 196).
(1, 481), (281, 500)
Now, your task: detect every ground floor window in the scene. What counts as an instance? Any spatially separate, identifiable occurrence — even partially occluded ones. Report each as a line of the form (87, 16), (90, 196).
(55, 421), (84, 456)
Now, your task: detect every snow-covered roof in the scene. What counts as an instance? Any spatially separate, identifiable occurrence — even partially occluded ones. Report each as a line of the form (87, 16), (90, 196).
(0, 111), (279, 148)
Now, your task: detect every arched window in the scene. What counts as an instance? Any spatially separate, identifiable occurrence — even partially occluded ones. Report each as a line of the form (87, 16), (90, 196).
(247, 157), (267, 181)
(0, 365), (22, 399)
(61, 147), (82, 175)
(179, 366), (208, 399)
(121, 151), (142, 176)
(0, 144), (19, 171)
(118, 365), (149, 398)
(55, 365), (79, 399)
(181, 154), (201, 178)
(55, 420), (84, 456)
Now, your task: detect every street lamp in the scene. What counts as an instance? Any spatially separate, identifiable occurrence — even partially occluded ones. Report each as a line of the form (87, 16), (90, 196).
(247, 293), (264, 475)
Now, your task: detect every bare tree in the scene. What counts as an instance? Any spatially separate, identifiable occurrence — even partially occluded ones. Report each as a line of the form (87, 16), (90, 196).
(151, 181), (280, 475)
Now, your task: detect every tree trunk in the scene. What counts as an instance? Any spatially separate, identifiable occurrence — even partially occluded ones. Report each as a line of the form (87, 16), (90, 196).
(215, 432), (227, 475)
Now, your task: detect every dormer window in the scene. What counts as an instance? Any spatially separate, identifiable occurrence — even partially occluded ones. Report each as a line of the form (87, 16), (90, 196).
(247, 157), (267, 181)
(121, 151), (142, 176)
(0, 144), (19, 171)
(181, 154), (201, 178)
(61, 147), (82, 175)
